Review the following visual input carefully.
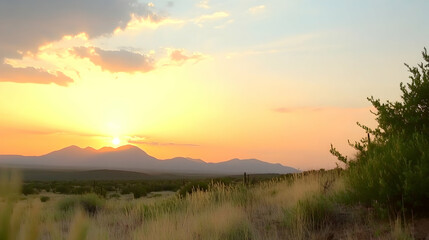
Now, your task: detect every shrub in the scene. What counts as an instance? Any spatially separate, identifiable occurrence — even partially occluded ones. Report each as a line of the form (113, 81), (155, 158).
(131, 185), (147, 199)
(331, 49), (429, 214)
(346, 133), (429, 212)
(22, 184), (37, 195)
(57, 194), (105, 215)
(71, 186), (91, 195)
(79, 194), (105, 215)
(58, 196), (79, 212)
(109, 193), (120, 199)
(120, 186), (131, 195)
(54, 184), (71, 194)
(178, 181), (209, 197)
(40, 196), (50, 202)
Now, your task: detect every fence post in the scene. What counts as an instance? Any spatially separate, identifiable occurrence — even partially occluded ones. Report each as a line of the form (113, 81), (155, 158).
(243, 172), (247, 185)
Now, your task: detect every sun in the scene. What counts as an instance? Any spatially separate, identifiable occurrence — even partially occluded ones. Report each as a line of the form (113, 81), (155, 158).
(112, 137), (120, 146)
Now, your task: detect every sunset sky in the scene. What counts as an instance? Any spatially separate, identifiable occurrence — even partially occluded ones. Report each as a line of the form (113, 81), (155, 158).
(0, 0), (428, 170)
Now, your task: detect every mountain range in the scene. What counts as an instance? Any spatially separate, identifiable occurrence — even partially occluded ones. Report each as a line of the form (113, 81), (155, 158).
(0, 145), (300, 175)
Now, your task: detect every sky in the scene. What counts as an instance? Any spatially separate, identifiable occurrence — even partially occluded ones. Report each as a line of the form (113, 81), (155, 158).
(0, 0), (428, 170)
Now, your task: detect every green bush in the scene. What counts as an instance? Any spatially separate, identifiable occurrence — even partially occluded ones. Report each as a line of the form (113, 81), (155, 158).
(109, 193), (120, 199)
(40, 196), (50, 202)
(71, 186), (91, 195)
(120, 184), (147, 198)
(57, 194), (105, 215)
(331, 49), (429, 215)
(54, 184), (71, 194)
(58, 196), (79, 212)
(80, 194), (105, 215)
(178, 181), (209, 197)
(346, 133), (429, 212)
(131, 185), (147, 199)
(22, 184), (37, 195)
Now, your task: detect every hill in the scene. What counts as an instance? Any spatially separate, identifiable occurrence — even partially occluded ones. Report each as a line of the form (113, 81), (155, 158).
(0, 145), (300, 175)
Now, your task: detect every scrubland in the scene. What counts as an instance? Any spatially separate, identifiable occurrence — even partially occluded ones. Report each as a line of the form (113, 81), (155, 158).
(0, 169), (422, 240)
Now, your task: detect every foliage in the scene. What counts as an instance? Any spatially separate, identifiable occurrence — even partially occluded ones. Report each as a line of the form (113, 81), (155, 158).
(346, 133), (429, 212)
(55, 184), (71, 194)
(79, 194), (105, 215)
(57, 194), (105, 215)
(22, 184), (37, 195)
(109, 193), (120, 199)
(331, 48), (429, 214)
(177, 181), (209, 197)
(120, 184), (147, 198)
(370, 49), (429, 139)
(40, 196), (50, 202)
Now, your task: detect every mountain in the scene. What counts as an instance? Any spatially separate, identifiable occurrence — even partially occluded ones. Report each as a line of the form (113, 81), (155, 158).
(209, 158), (298, 174)
(0, 145), (300, 175)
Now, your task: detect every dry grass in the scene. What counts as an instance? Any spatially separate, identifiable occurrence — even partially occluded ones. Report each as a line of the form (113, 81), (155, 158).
(0, 170), (418, 240)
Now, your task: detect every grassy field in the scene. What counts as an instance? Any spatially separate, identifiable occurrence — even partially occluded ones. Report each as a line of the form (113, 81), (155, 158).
(1, 169), (425, 240)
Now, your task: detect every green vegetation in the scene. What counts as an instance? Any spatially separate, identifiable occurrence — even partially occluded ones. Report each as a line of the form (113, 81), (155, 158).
(20, 175), (276, 200)
(39, 196), (50, 202)
(57, 194), (105, 215)
(331, 49), (429, 216)
(1, 169), (421, 239)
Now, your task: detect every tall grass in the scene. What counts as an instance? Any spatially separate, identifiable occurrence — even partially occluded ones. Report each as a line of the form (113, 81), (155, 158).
(0, 170), (90, 240)
(134, 203), (253, 240)
(1, 169), (417, 239)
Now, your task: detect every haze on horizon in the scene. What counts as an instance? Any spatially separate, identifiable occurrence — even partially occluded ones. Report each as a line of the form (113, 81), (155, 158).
(0, 0), (428, 170)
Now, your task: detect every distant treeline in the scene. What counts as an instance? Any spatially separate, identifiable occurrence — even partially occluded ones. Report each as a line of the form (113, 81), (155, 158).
(21, 172), (304, 198)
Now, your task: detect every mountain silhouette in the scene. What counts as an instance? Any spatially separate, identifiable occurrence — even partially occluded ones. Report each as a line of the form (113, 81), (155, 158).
(0, 145), (300, 174)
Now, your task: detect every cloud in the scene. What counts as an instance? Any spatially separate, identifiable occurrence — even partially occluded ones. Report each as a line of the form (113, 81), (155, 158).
(0, 0), (158, 85)
(128, 140), (200, 147)
(248, 5), (266, 14)
(197, 0), (210, 9)
(118, 15), (184, 32)
(169, 49), (205, 64)
(72, 47), (154, 73)
(193, 11), (229, 26)
(1, 126), (108, 138)
(127, 135), (199, 147)
(0, 63), (73, 86)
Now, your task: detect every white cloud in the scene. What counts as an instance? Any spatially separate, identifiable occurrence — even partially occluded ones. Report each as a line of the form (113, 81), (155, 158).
(197, 0), (210, 9)
(193, 11), (230, 27)
(248, 5), (266, 14)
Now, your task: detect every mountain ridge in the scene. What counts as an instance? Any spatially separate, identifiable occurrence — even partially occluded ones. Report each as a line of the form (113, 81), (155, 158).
(0, 145), (300, 175)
